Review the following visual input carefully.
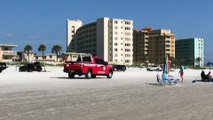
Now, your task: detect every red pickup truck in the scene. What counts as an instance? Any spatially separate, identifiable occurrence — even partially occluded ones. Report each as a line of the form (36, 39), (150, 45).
(64, 54), (113, 79)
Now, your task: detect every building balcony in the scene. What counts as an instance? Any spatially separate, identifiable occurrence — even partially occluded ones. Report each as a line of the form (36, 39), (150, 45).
(144, 39), (149, 42)
(3, 50), (17, 56)
(144, 35), (149, 38)
(165, 42), (170, 45)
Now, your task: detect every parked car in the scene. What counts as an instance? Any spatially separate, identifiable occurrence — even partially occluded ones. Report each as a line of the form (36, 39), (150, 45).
(147, 65), (162, 71)
(0, 62), (7, 73)
(113, 65), (126, 72)
(19, 62), (42, 72)
(64, 53), (113, 79)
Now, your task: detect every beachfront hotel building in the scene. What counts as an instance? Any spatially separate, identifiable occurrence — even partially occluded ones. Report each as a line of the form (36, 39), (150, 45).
(133, 27), (175, 65)
(66, 19), (83, 52)
(176, 38), (204, 67)
(66, 17), (133, 65)
(0, 44), (17, 62)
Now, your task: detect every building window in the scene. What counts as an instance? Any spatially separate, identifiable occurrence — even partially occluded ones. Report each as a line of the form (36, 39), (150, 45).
(125, 37), (131, 41)
(125, 54), (131, 57)
(125, 32), (131, 35)
(125, 43), (131, 46)
(125, 60), (130, 62)
(125, 27), (131, 30)
(125, 49), (130, 52)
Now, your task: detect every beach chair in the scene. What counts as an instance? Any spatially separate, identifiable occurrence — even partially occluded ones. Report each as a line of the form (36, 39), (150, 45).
(156, 74), (166, 85)
(156, 74), (180, 85)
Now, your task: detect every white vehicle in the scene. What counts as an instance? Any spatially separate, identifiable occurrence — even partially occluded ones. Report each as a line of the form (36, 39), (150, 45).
(147, 66), (162, 71)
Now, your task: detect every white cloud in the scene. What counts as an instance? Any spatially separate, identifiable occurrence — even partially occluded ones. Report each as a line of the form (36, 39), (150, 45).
(6, 33), (14, 38)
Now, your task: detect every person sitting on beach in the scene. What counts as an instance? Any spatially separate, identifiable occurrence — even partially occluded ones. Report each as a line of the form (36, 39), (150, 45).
(207, 71), (212, 78)
(201, 70), (211, 81)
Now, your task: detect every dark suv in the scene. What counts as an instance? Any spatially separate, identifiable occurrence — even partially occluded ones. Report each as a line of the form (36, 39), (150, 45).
(113, 65), (126, 72)
(0, 62), (7, 73)
(19, 62), (42, 72)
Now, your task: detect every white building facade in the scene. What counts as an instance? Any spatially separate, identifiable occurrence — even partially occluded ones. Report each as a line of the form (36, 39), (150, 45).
(0, 44), (17, 62)
(66, 19), (83, 52)
(66, 17), (133, 65)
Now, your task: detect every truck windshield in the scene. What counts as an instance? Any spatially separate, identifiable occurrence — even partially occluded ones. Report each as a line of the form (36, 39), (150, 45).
(77, 56), (91, 62)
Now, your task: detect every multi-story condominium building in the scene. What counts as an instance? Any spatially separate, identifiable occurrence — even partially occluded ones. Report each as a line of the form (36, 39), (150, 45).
(66, 19), (83, 51)
(66, 17), (133, 65)
(176, 38), (204, 67)
(133, 27), (175, 65)
(0, 44), (17, 62)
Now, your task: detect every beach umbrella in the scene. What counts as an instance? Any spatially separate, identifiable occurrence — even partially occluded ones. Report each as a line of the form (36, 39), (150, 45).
(163, 55), (170, 74)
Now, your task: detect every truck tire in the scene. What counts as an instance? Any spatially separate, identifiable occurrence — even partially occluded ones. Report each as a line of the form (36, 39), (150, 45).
(68, 73), (75, 78)
(107, 70), (113, 78)
(85, 69), (92, 79)
(27, 69), (33, 72)
(91, 75), (96, 78)
(122, 67), (126, 72)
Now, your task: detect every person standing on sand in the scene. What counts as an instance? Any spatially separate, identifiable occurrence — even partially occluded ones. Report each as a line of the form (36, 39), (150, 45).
(179, 65), (184, 82)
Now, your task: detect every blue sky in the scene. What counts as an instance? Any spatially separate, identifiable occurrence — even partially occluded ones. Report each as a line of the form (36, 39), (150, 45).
(0, 0), (213, 61)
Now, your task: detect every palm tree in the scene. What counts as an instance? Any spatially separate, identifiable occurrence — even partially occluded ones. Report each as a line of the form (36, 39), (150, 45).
(51, 45), (62, 62)
(170, 57), (176, 67)
(24, 45), (32, 62)
(38, 44), (46, 59)
(196, 57), (202, 67)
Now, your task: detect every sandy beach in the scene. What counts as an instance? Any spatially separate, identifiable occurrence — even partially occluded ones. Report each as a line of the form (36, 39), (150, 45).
(0, 66), (213, 120)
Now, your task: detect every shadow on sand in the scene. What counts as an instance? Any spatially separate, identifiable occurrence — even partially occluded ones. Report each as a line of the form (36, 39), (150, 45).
(50, 76), (109, 80)
(192, 79), (213, 83)
(145, 82), (163, 86)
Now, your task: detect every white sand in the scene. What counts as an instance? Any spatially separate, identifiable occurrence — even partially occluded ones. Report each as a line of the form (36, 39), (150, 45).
(0, 66), (212, 120)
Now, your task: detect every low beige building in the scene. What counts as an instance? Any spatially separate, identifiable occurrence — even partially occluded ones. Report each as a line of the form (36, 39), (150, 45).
(0, 44), (17, 62)
(35, 54), (58, 63)
(17, 51), (35, 62)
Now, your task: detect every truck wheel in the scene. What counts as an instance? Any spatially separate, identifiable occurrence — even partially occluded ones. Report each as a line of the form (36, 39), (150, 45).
(122, 67), (126, 72)
(107, 70), (113, 78)
(68, 73), (75, 78)
(27, 69), (32, 72)
(91, 75), (96, 78)
(85, 69), (92, 79)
